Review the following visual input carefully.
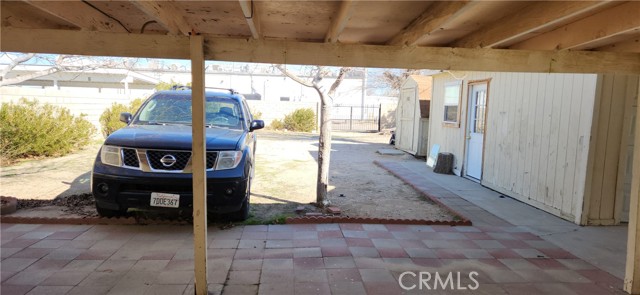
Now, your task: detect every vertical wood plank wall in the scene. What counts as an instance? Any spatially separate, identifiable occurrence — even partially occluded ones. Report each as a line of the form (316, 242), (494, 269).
(429, 72), (598, 223)
(584, 74), (639, 225)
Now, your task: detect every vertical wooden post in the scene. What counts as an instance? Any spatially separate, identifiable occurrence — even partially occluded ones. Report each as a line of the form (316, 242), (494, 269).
(190, 34), (208, 295)
(625, 80), (640, 294)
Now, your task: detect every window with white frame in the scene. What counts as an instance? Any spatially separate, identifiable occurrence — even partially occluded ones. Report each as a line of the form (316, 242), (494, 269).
(443, 81), (462, 125)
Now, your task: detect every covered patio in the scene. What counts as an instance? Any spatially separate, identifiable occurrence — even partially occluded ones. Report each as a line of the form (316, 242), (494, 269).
(1, 1), (639, 294)
(0, 169), (627, 294)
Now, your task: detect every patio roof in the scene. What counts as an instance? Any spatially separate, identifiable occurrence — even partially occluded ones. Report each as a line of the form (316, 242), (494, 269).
(1, 1), (639, 73)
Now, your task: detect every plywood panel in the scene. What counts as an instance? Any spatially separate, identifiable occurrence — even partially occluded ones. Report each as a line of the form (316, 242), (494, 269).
(589, 75), (614, 221)
(554, 74), (573, 210)
(512, 73), (525, 195)
(615, 77), (639, 223)
(562, 75), (584, 216)
(530, 73), (545, 203)
(599, 76), (628, 220)
(572, 76), (598, 223)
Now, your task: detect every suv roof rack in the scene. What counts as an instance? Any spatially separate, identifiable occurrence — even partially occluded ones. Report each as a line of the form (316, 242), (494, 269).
(169, 85), (237, 94)
(205, 87), (237, 94)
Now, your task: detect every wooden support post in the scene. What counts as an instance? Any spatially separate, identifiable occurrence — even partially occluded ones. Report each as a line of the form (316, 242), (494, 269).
(190, 34), (208, 295)
(625, 80), (640, 294)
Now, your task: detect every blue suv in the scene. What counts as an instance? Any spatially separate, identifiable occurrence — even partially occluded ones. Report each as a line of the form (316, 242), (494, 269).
(91, 88), (264, 221)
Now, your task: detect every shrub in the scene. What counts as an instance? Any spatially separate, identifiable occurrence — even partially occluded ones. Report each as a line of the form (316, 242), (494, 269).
(99, 98), (144, 137)
(253, 111), (262, 120)
(0, 98), (95, 164)
(269, 119), (284, 130)
(283, 108), (316, 132)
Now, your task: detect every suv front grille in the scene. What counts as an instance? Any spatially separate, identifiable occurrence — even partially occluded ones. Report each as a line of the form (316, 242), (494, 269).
(147, 150), (191, 171)
(122, 148), (140, 168)
(206, 152), (218, 170)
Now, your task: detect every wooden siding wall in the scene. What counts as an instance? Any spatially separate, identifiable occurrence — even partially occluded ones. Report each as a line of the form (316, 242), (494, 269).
(585, 74), (639, 225)
(430, 72), (598, 223)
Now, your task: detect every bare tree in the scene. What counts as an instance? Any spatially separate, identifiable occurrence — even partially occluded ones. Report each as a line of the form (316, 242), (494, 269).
(275, 65), (350, 206)
(377, 69), (421, 96)
(1, 53), (124, 86)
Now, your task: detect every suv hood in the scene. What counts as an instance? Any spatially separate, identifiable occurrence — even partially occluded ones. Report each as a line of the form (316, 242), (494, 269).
(104, 125), (243, 150)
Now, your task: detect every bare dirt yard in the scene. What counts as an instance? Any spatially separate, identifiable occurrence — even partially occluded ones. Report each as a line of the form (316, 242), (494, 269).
(0, 131), (455, 223)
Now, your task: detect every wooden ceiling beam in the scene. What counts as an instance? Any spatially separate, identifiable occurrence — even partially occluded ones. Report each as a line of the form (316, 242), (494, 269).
(3, 28), (639, 74)
(453, 1), (612, 49)
(596, 36), (640, 53)
(22, 0), (129, 32)
(238, 0), (261, 39)
(324, 0), (355, 43)
(510, 2), (640, 51)
(386, 1), (473, 46)
(130, 0), (192, 35)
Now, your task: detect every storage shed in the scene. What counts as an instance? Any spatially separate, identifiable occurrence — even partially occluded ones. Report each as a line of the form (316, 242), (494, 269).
(396, 75), (432, 156)
(427, 71), (639, 226)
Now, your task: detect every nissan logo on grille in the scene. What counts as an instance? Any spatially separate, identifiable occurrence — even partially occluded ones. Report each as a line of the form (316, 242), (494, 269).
(160, 155), (177, 167)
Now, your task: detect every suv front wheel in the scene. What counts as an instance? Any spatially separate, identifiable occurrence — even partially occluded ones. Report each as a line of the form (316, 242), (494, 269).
(96, 205), (127, 218)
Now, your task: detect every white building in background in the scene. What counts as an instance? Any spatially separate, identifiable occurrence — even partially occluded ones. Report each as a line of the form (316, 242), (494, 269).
(2, 64), (395, 106)
(1, 64), (399, 131)
(2, 65), (160, 98)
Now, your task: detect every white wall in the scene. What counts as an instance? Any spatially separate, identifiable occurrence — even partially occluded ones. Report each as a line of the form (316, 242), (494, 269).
(430, 71), (598, 223)
(138, 70), (366, 105)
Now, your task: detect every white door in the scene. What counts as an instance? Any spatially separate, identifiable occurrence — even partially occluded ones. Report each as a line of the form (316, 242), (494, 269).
(465, 83), (487, 181)
(398, 88), (415, 152)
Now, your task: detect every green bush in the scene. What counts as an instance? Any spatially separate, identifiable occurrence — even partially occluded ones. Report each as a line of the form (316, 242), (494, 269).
(283, 108), (316, 132)
(99, 98), (144, 137)
(0, 98), (95, 164)
(269, 119), (284, 130)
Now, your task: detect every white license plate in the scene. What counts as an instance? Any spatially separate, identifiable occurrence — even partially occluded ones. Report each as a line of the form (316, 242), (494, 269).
(150, 192), (180, 208)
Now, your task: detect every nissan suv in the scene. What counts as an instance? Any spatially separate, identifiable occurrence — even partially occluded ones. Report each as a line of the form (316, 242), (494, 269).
(91, 88), (264, 221)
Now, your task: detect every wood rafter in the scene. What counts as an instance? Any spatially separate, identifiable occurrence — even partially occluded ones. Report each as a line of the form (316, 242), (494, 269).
(131, 0), (192, 35)
(386, 1), (473, 46)
(22, 0), (128, 32)
(238, 0), (261, 39)
(452, 1), (612, 48)
(596, 36), (640, 53)
(510, 2), (640, 51)
(324, 0), (355, 43)
(3, 28), (639, 74)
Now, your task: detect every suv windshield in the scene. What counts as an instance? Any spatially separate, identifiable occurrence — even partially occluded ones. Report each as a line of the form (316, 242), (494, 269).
(134, 93), (245, 129)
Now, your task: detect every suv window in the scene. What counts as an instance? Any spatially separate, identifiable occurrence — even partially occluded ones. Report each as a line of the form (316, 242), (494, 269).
(134, 93), (245, 130)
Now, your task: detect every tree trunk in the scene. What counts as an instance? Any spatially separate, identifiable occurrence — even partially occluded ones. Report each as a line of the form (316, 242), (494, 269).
(317, 92), (332, 206)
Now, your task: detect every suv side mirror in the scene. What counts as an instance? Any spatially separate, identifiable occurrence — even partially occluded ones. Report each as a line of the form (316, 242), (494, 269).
(119, 112), (132, 124)
(250, 120), (265, 131)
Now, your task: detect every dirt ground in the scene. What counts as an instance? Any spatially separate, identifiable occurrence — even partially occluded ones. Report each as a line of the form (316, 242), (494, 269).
(0, 131), (455, 223)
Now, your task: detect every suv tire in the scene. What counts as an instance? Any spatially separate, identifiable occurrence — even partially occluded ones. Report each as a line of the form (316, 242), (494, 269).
(95, 204), (127, 218)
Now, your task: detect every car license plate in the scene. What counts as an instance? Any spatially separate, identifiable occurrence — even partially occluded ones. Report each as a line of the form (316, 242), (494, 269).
(150, 192), (180, 208)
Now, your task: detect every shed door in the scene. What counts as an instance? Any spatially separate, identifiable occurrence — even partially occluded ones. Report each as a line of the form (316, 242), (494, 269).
(465, 83), (487, 181)
(398, 88), (415, 152)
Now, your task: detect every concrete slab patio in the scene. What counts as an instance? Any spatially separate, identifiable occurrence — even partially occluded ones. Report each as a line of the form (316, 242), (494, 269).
(0, 158), (629, 295)
(375, 161), (627, 280)
(0, 222), (625, 295)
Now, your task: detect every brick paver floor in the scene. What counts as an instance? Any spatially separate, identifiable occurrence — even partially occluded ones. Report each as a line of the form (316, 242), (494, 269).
(0, 222), (626, 295)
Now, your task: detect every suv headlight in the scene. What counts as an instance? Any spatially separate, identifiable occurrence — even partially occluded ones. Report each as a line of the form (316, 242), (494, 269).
(101, 145), (122, 167)
(215, 151), (243, 170)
